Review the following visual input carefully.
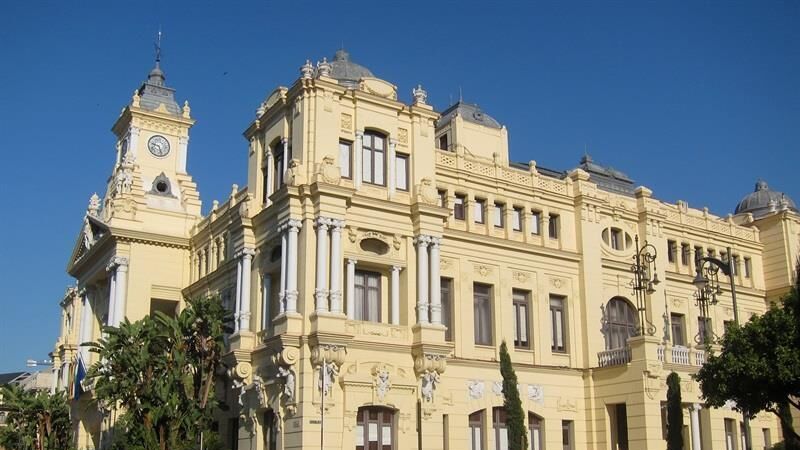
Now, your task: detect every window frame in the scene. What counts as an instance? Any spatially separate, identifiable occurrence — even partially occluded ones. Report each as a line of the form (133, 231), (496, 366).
(493, 202), (505, 228)
(395, 152), (409, 191)
(744, 257), (752, 278)
(354, 270), (382, 323)
(550, 295), (567, 353)
(667, 240), (677, 263)
(605, 298), (637, 350)
(511, 207), (523, 231)
(474, 198), (486, 224)
(273, 145), (285, 191)
(548, 213), (560, 240)
(681, 243), (691, 266)
(529, 413), (544, 450)
(454, 194), (466, 220)
(530, 210), (542, 235)
(670, 313), (686, 347)
(492, 407), (508, 450)
(339, 139), (353, 179)
(473, 283), (493, 346)
(512, 289), (531, 349)
(469, 410), (484, 450)
(562, 420), (574, 450)
(355, 406), (395, 450)
(362, 132), (387, 186)
(441, 277), (454, 342)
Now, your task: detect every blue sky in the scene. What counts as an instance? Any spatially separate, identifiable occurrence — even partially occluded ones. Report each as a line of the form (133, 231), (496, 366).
(0, 1), (797, 372)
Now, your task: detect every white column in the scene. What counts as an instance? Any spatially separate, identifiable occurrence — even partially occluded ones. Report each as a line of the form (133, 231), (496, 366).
(329, 220), (344, 314)
(106, 271), (117, 327)
(279, 230), (288, 314)
(177, 136), (189, 173)
(285, 219), (302, 314)
(239, 248), (255, 332)
(79, 290), (94, 361)
(690, 404), (702, 450)
(235, 256), (243, 332)
(128, 126), (140, 159)
(391, 266), (401, 325)
(281, 138), (289, 179)
(346, 258), (357, 319)
(113, 258), (128, 326)
(416, 235), (430, 324)
(429, 238), (442, 325)
(354, 131), (364, 189)
(261, 274), (272, 331)
(265, 149), (274, 206)
(387, 138), (397, 198)
(315, 217), (331, 313)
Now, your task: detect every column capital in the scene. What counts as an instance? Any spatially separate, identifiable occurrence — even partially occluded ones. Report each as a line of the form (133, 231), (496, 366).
(347, 258), (358, 265)
(280, 137), (289, 145)
(331, 219), (346, 231)
(429, 237), (441, 248)
(414, 235), (432, 247)
(281, 218), (303, 232)
(391, 265), (403, 272)
(389, 137), (398, 147)
(355, 130), (364, 138)
(689, 403), (703, 412)
(106, 256), (129, 272)
(316, 216), (333, 229)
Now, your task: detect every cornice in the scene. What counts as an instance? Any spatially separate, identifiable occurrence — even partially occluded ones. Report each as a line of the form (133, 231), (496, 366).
(443, 229), (582, 264)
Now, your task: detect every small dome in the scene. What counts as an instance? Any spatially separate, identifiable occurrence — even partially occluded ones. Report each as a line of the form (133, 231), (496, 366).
(735, 180), (798, 218)
(329, 49), (374, 88)
(437, 102), (503, 129)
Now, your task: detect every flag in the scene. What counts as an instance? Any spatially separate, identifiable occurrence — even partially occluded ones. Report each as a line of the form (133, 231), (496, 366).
(73, 356), (86, 400)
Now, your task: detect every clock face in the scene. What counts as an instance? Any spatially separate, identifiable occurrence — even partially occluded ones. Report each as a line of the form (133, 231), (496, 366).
(148, 135), (170, 157)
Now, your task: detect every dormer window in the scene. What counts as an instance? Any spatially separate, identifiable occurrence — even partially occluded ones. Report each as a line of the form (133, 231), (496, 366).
(362, 132), (386, 186)
(438, 134), (449, 151)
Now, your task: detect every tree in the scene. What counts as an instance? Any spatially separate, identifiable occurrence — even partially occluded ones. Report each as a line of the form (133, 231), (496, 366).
(695, 262), (800, 450)
(666, 372), (684, 450)
(499, 341), (528, 450)
(0, 383), (74, 450)
(86, 296), (232, 450)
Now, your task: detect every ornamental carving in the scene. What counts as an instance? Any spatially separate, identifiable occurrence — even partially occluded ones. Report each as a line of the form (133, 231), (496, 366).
(550, 277), (564, 289)
(671, 297), (684, 308)
(557, 397), (576, 412)
(397, 128), (408, 144)
(420, 371), (440, 402)
(318, 154), (341, 185)
(467, 380), (485, 400)
(372, 366), (391, 401)
(417, 177), (438, 205)
(512, 270), (530, 283)
(474, 265), (493, 277)
(341, 113), (352, 131)
(492, 381), (503, 397)
(528, 385), (544, 403)
(440, 258), (452, 271)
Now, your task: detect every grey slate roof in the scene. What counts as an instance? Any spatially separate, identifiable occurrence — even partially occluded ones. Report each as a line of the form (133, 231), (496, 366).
(576, 154), (635, 196)
(0, 371), (29, 385)
(735, 180), (798, 218)
(329, 50), (375, 89)
(136, 62), (180, 115)
(437, 101), (503, 129)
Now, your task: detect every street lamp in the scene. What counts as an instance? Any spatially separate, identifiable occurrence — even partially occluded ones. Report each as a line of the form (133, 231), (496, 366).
(631, 235), (660, 336)
(693, 246), (751, 450)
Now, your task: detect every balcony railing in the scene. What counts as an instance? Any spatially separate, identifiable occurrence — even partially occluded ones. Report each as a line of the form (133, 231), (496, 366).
(671, 346), (691, 365)
(597, 346), (632, 367)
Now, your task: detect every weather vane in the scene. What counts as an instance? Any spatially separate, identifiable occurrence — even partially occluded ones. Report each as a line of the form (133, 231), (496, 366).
(154, 27), (163, 63)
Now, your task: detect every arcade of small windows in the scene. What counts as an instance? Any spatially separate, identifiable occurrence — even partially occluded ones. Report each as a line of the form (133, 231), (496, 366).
(468, 408), (547, 450)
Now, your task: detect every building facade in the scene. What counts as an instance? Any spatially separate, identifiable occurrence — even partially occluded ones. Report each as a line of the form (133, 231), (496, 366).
(52, 50), (799, 450)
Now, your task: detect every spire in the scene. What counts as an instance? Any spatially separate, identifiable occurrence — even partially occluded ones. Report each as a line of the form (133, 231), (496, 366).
(147, 28), (165, 86)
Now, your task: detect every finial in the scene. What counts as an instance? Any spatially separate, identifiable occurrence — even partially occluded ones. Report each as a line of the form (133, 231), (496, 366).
(300, 60), (314, 79)
(87, 193), (101, 217)
(182, 100), (191, 118)
(458, 86), (463, 103)
(317, 57), (332, 78)
(132, 89), (141, 107)
(412, 84), (428, 106)
(155, 26), (163, 65)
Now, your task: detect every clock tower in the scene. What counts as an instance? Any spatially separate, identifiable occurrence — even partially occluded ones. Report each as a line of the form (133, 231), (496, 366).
(105, 53), (202, 233)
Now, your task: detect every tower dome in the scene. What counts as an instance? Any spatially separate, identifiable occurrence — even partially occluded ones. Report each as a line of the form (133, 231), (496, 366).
(329, 49), (375, 88)
(735, 180), (798, 218)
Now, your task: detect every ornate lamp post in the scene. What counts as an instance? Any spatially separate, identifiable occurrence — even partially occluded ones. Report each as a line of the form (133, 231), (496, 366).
(631, 235), (660, 336)
(692, 246), (751, 450)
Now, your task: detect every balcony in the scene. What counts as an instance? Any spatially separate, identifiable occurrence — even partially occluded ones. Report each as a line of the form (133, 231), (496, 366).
(598, 346), (632, 367)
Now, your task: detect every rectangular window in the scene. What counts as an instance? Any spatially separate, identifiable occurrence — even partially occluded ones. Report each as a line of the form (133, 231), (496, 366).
(762, 428), (771, 450)
(694, 246), (704, 268)
(339, 140), (352, 178)
(667, 240), (677, 263)
(473, 283), (493, 346)
(493, 203), (504, 228)
(354, 270), (381, 322)
(725, 419), (736, 450)
(744, 257), (752, 278)
(562, 420), (574, 450)
(549, 214), (560, 239)
(261, 165), (270, 203)
(362, 133), (386, 186)
(469, 411), (484, 450)
(681, 243), (691, 266)
(438, 190), (447, 208)
(512, 207), (522, 231)
(610, 228), (623, 250)
(550, 295), (567, 352)
(708, 248), (716, 258)
(671, 314), (685, 346)
(512, 290), (530, 348)
(530, 211), (541, 235)
(274, 148), (285, 190)
(454, 195), (466, 220)
(698, 317), (712, 345)
(474, 199), (486, 224)
(441, 278), (454, 342)
(439, 134), (449, 151)
(395, 153), (409, 191)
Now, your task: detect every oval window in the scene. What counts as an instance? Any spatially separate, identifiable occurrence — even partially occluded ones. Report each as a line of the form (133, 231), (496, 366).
(602, 227), (633, 251)
(360, 238), (390, 255)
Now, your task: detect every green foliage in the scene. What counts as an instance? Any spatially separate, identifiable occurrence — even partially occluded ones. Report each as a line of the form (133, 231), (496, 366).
(86, 296), (232, 450)
(695, 262), (800, 449)
(499, 341), (528, 450)
(0, 383), (74, 450)
(666, 372), (684, 450)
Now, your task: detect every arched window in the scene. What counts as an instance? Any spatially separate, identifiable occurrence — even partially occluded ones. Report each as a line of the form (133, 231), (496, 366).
(262, 409), (277, 450)
(362, 131), (386, 186)
(469, 410), (485, 450)
(606, 297), (638, 350)
(356, 406), (394, 450)
(528, 412), (544, 450)
(493, 407), (508, 450)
